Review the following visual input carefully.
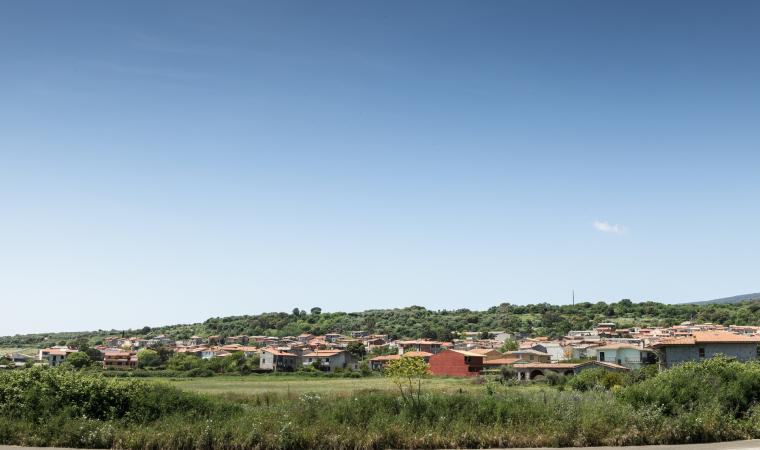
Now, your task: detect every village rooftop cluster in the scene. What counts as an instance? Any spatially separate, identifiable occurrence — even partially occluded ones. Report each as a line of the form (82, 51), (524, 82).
(5, 321), (760, 380)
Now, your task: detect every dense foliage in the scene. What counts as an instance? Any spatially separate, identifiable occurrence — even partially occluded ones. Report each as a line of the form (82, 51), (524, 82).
(4, 359), (760, 448)
(6, 299), (760, 347)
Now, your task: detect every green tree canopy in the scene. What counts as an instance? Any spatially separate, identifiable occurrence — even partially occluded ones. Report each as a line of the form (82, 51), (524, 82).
(137, 349), (161, 368)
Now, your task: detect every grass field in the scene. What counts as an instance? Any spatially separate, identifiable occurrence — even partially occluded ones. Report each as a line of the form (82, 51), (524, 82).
(152, 374), (486, 397)
(0, 347), (36, 357)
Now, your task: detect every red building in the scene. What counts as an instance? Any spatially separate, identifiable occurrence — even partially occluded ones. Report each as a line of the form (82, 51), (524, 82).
(428, 349), (484, 377)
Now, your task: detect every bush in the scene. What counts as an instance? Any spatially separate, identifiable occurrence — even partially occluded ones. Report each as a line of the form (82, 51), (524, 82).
(567, 368), (629, 391)
(166, 354), (202, 372)
(620, 356), (760, 417)
(186, 368), (214, 378)
(0, 367), (230, 423)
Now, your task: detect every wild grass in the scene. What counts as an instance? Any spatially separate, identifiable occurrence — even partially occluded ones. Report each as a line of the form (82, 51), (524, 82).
(152, 374), (485, 397)
(2, 357), (760, 449)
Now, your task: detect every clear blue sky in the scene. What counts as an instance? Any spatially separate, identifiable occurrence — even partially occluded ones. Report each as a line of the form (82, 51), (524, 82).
(2, 1), (759, 335)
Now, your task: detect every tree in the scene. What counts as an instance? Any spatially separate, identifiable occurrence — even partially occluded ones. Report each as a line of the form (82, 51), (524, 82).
(310, 307), (322, 315)
(346, 341), (366, 360)
(292, 308), (301, 317)
(499, 366), (517, 383)
(137, 349), (161, 368)
(166, 353), (202, 371)
(154, 345), (174, 364)
(384, 356), (428, 408)
(499, 339), (518, 352)
(62, 351), (91, 370)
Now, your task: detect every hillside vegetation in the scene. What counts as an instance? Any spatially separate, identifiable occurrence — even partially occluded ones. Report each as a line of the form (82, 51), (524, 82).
(687, 292), (760, 305)
(5, 298), (760, 347)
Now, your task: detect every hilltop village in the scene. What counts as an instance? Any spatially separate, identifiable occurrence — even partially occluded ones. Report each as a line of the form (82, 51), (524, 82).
(7, 321), (760, 380)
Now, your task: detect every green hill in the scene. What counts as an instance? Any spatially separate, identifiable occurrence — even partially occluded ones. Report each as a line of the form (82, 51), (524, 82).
(5, 297), (760, 349)
(687, 292), (760, 305)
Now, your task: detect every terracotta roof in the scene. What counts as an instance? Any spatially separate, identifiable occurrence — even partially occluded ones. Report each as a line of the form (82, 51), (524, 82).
(104, 352), (133, 358)
(369, 354), (401, 362)
(652, 331), (760, 347)
(261, 347), (296, 357)
(468, 348), (501, 355)
(449, 349), (485, 357)
(403, 351), (433, 357)
(397, 340), (446, 345)
(303, 349), (345, 357)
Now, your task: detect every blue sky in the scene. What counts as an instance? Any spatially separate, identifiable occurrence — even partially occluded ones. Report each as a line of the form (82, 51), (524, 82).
(2, 1), (759, 335)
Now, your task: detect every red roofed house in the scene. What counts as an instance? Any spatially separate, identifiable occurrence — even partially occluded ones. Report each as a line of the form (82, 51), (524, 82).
(651, 331), (760, 368)
(259, 347), (299, 371)
(397, 340), (447, 355)
(38, 347), (77, 367)
(103, 351), (138, 370)
(301, 349), (357, 372)
(428, 349), (484, 377)
(369, 354), (401, 370)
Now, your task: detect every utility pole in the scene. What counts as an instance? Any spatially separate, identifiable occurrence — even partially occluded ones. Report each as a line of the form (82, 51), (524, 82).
(572, 290), (575, 306)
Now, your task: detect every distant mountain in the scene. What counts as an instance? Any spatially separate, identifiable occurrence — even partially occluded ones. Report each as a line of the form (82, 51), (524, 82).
(687, 292), (760, 305)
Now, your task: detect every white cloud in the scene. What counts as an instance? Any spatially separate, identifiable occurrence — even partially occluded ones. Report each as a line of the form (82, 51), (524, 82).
(593, 221), (627, 235)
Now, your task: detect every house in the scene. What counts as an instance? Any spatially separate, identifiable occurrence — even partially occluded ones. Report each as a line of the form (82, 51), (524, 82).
(362, 336), (387, 349)
(324, 333), (343, 343)
(38, 347), (76, 367)
(147, 335), (174, 348)
(531, 342), (567, 362)
(651, 331), (760, 368)
(200, 348), (218, 359)
(259, 347), (299, 372)
(188, 336), (204, 346)
(368, 354), (401, 370)
(513, 360), (629, 381)
(3, 353), (30, 368)
(226, 335), (249, 345)
(402, 350), (433, 362)
(491, 332), (513, 342)
(570, 343), (602, 360)
(467, 348), (503, 361)
(595, 343), (657, 369)
(428, 349), (484, 377)
(128, 338), (148, 349)
(103, 351), (138, 370)
(505, 349), (552, 363)
(482, 357), (521, 369)
(301, 349), (357, 371)
(397, 340), (447, 355)
(297, 333), (314, 344)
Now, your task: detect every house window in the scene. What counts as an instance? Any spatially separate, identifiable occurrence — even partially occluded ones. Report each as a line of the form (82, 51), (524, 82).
(599, 351), (605, 361)
(699, 348), (705, 358)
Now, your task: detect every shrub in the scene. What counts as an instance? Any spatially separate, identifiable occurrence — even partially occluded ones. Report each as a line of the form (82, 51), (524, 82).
(166, 354), (202, 371)
(620, 356), (760, 417)
(186, 368), (214, 378)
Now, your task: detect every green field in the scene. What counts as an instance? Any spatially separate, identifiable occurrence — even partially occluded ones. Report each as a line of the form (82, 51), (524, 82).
(0, 347), (36, 357)
(153, 374), (485, 397)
